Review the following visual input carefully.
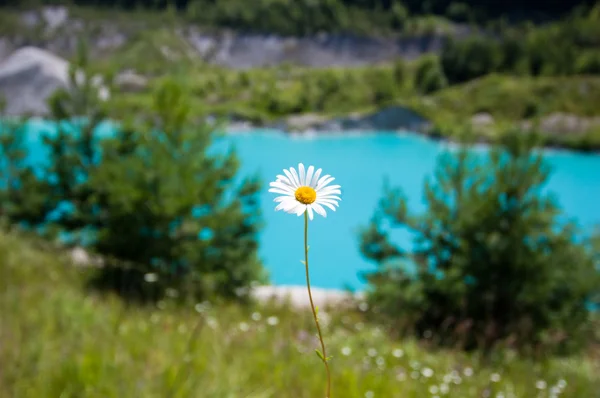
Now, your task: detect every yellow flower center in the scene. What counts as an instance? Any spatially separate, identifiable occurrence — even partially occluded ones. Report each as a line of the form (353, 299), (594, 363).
(295, 186), (317, 204)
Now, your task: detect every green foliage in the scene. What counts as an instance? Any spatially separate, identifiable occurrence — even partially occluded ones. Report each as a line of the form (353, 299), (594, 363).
(440, 9), (600, 84)
(2, 0), (594, 35)
(441, 36), (503, 83)
(0, 44), (265, 302)
(414, 55), (447, 94)
(91, 78), (265, 301)
(1, 230), (599, 397)
(360, 132), (600, 354)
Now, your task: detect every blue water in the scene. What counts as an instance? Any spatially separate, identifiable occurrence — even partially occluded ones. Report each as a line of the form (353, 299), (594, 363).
(223, 129), (600, 290)
(11, 121), (600, 290)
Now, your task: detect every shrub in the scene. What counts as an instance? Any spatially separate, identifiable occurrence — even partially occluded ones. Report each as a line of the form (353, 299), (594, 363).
(414, 55), (448, 94)
(90, 78), (266, 301)
(360, 132), (600, 354)
(441, 36), (503, 84)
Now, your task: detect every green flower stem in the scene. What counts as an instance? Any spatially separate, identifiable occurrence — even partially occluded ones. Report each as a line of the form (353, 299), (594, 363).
(304, 211), (331, 398)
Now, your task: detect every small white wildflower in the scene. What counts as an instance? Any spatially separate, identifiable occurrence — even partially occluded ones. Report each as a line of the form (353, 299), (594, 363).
(251, 312), (262, 321)
(368, 348), (378, 357)
(98, 86), (110, 102)
(557, 379), (567, 390)
(490, 373), (501, 383)
(206, 317), (217, 329)
(421, 367), (434, 378)
(392, 348), (404, 358)
(550, 386), (560, 396)
(440, 383), (449, 394)
(91, 75), (104, 87)
(463, 367), (474, 377)
(239, 322), (249, 332)
(144, 273), (158, 283)
(443, 373), (453, 384)
(177, 324), (187, 334)
(267, 316), (279, 326)
(429, 385), (439, 395)
(496, 393), (505, 398)
(536, 380), (547, 390)
(409, 360), (420, 369)
(376, 356), (385, 366)
(453, 376), (462, 385)
(268, 163), (341, 220)
(75, 69), (86, 86)
(365, 391), (374, 398)
(358, 302), (369, 312)
(355, 322), (364, 331)
(396, 372), (406, 381)
(341, 346), (352, 356)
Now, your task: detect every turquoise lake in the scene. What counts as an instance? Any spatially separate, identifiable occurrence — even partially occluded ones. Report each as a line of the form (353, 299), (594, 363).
(16, 121), (600, 290)
(222, 129), (600, 291)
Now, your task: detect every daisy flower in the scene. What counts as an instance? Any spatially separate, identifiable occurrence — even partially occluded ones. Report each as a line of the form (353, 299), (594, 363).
(268, 163), (341, 220)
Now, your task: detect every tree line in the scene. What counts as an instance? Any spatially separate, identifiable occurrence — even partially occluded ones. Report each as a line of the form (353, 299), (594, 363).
(0, 0), (597, 35)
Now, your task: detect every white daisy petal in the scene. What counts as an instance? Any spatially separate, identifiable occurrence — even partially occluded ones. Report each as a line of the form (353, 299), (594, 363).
(291, 202), (305, 215)
(318, 199), (340, 207)
(311, 168), (322, 187)
(307, 205), (314, 220)
(289, 167), (301, 188)
(317, 176), (335, 190)
(299, 163), (306, 186)
(268, 189), (292, 195)
(275, 199), (297, 212)
(305, 166), (315, 187)
(283, 169), (299, 188)
(318, 188), (341, 195)
(320, 184), (341, 191)
(276, 174), (293, 186)
(312, 203), (327, 217)
(316, 174), (331, 188)
(270, 181), (295, 193)
(318, 195), (341, 202)
(317, 201), (337, 211)
(296, 204), (307, 216)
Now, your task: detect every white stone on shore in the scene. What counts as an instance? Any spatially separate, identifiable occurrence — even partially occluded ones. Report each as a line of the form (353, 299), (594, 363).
(251, 284), (364, 309)
(0, 46), (69, 115)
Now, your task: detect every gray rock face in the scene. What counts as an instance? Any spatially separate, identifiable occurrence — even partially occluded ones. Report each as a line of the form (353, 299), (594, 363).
(0, 46), (69, 116)
(186, 29), (449, 69)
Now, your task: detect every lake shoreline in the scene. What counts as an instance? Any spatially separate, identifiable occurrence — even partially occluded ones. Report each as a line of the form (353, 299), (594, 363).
(222, 106), (600, 153)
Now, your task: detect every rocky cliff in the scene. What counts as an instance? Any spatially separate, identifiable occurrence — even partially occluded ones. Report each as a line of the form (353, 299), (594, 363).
(0, 6), (467, 69)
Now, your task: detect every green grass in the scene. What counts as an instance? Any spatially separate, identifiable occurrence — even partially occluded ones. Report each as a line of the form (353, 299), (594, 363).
(1, 230), (599, 397)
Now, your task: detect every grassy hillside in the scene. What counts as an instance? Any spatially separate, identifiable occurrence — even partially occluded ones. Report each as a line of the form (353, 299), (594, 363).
(1, 230), (598, 397)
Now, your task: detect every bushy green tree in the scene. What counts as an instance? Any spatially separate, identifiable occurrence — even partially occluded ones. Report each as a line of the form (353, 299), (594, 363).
(90, 78), (265, 301)
(441, 36), (503, 84)
(414, 55), (447, 94)
(360, 132), (600, 354)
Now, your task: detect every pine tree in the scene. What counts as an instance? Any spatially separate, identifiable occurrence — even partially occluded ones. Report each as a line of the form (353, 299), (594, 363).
(360, 132), (600, 354)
